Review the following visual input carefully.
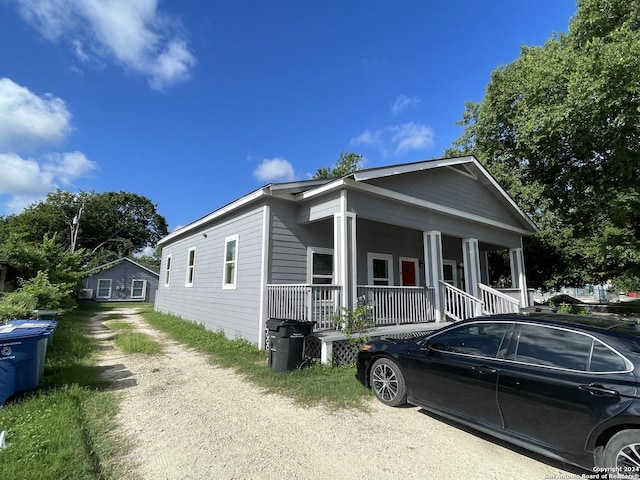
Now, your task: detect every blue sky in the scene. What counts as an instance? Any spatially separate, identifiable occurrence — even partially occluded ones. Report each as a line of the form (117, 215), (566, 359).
(0, 0), (577, 233)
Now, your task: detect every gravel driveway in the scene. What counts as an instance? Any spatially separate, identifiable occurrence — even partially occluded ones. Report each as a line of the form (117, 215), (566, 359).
(90, 308), (575, 480)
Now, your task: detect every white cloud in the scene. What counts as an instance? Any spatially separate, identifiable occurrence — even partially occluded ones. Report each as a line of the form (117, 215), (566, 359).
(0, 151), (96, 197)
(4, 194), (42, 214)
(351, 122), (435, 157)
(43, 151), (97, 185)
(253, 158), (296, 182)
(0, 78), (72, 151)
(351, 129), (383, 149)
(13, 0), (197, 90)
(0, 78), (97, 215)
(0, 153), (52, 195)
(391, 95), (420, 115)
(390, 122), (435, 153)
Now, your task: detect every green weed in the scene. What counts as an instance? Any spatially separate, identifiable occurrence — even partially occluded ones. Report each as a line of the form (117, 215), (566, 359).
(114, 332), (161, 355)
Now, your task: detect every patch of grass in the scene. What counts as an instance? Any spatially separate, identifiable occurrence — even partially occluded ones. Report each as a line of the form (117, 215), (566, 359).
(104, 320), (133, 331)
(0, 386), (124, 480)
(114, 332), (161, 355)
(140, 307), (372, 410)
(0, 305), (129, 480)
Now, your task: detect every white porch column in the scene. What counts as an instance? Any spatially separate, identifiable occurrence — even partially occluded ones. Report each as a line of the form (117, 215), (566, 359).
(462, 238), (481, 299)
(423, 230), (443, 321)
(509, 247), (529, 308)
(334, 211), (357, 312)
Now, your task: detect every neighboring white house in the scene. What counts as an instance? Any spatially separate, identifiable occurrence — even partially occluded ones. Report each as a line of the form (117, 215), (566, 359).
(155, 156), (538, 358)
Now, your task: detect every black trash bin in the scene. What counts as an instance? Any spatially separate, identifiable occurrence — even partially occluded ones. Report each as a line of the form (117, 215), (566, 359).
(267, 319), (315, 372)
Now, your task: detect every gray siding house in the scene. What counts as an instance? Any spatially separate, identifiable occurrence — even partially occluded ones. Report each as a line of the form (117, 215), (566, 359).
(82, 258), (160, 303)
(155, 156), (538, 361)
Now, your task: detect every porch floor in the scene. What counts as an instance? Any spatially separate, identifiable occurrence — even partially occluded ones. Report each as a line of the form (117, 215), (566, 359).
(309, 321), (453, 364)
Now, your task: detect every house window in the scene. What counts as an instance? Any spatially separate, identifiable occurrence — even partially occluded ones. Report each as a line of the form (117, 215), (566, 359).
(443, 259), (459, 288)
(367, 253), (393, 286)
(223, 234), (239, 289)
(186, 247), (196, 287)
(97, 279), (112, 298)
(131, 280), (146, 299)
(308, 247), (333, 284)
(164, 254), (172, 287)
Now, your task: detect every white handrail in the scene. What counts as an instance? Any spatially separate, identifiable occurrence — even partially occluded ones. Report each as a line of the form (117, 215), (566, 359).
(439, 281), (483, 322)
(266, 284), (341, 330)
(478, 283), (520, 315)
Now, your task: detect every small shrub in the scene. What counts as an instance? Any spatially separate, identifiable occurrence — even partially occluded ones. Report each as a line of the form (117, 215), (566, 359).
(19, 271), (73, 310)
(0, 291), (37, 321)
(332, 305), (373, 353)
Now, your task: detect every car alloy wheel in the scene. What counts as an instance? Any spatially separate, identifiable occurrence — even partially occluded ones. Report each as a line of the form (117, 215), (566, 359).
(616, 442), (640, 477)
(603, 430), (640, 479)
(370, 358), (407, 407)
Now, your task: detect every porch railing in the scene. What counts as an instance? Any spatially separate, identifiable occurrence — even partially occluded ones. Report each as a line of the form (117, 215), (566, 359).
(357, 285), (437, 325)
(478, 283), (520, 315)
(266, 284), (341, 330)
(440, 281), (483, 322)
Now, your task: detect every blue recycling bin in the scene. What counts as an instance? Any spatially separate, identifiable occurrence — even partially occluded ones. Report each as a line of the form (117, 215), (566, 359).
(9, 319), (58, 347)
(0, 324), (52, 406)
(7, 320), (58, 381)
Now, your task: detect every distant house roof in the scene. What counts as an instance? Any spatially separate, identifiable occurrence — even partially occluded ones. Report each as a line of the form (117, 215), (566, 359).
(85, 257), (160, 277)
(158, 155), (538, 246)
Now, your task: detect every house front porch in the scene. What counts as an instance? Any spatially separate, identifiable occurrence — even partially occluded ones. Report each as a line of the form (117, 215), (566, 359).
(266, 281), (522, 364)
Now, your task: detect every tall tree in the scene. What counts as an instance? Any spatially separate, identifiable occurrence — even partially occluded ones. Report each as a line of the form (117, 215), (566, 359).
(313, 152), (364, 179)
(0, 232), (86, 293)
(1, 190), (168, 267)
(447, 0), (640, 290)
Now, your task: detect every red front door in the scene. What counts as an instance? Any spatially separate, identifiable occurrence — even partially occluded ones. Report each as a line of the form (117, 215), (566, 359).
(401, 260), (417, 286)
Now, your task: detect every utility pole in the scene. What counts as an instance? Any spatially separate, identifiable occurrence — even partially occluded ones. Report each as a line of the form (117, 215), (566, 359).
(70, 203), (84, 253)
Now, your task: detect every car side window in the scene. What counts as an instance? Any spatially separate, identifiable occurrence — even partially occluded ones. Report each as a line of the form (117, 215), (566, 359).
(589, 341), (628, 372)
(514, 324), (592, 371)
(429, 323), (510, 358)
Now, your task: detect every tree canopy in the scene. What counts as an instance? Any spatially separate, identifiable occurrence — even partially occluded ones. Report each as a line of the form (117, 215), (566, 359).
(0, 190), (168, 268)
(313, 152), (364, 179)
(447, 0), (640, 290)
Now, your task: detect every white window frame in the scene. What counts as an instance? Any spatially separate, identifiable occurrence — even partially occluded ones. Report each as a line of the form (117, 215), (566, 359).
(307, 247), (334, 284)
(131, 279), (147, 299)
(223, 234), (239, 289)
(367, 253), (394, 286)
(164, 254), (172, 287)
(97, 279), (112, 298)
(185, 247), (196, 287)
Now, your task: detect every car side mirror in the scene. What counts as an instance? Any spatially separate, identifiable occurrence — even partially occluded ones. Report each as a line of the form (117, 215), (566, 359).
(422, 342), (450, 353)
(420, 341), (435, 354)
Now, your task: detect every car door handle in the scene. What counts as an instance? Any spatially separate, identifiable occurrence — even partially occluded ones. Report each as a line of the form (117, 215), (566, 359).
(579, 384), (619, 397)
(472, 365), (498, 375)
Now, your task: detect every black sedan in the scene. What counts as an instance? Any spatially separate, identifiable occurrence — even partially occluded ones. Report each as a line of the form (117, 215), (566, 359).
(356, 313), (640, 475)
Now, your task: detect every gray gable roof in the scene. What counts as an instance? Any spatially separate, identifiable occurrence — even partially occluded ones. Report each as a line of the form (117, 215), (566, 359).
(85, 257), (160, 277)
(158, 156), (538, 246)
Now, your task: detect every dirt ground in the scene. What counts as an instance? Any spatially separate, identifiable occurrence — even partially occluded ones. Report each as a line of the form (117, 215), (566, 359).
(90, 307), (576, 480)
